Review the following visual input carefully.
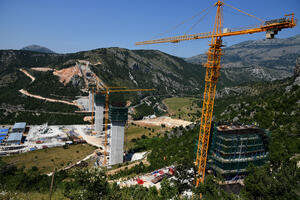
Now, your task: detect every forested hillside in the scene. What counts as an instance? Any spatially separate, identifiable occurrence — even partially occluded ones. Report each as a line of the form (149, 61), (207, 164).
(186, 34), (300, 83)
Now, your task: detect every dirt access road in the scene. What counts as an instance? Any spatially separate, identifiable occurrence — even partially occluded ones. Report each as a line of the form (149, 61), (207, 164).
(132, 116), (192, 128)
(18, 68), (81, 108)
(19, 89), (80, 108)
(19, 69), (35, 82)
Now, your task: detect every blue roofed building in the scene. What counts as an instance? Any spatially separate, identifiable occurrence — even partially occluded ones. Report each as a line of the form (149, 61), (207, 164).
(0, 128), (9, 133)
(12, 122), (26, 133)
(0, 129), (8, 143)
(0, 129), (8, 136)
(6, 132), (23, 145)
(0, 136), (6, 143)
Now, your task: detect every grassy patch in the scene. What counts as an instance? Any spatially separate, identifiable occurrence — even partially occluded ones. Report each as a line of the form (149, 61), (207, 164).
(3, 144), (96, 174)
(163, 97), (202, 121)
(124, 123), (169, 150)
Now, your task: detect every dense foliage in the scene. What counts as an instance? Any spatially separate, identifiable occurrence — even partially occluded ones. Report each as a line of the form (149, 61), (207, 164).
(216, 79), (300, 199)
(27, 71), (83, 99)
(132, 103), (155, 120)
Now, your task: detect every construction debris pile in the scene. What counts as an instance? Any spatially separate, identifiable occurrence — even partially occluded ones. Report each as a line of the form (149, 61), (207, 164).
(118, 167), (175, 189)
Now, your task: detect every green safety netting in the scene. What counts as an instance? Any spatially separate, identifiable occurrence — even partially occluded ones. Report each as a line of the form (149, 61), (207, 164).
(95, 94), (105, 105)
(195, 123), (269, 176)
(109, 106), (128, 122)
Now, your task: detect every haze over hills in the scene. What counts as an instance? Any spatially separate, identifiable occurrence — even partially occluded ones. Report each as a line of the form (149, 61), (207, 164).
(186, 34), (300, 82)
(20, 45), (55, 54)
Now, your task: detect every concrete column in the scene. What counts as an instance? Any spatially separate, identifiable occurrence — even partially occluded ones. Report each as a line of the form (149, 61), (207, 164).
(109, 121), (125, 165)
(89, 91), (93, 111)
(95, 103), (104, 132)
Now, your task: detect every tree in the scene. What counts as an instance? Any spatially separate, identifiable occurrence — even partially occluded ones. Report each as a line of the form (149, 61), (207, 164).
(173, 164), (195, 194)
(160, 179), (179, 200)
(64, 168), (109, 200)
(193, 175), (236, 200)
(242, 160), (300, 200)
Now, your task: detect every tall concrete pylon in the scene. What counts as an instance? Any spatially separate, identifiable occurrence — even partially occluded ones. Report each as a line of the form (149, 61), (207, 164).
(108, 106), (128, 165)
(89, 91), (93, 111)
(94, 94), (105, 132)
(109, 121), (126, 165)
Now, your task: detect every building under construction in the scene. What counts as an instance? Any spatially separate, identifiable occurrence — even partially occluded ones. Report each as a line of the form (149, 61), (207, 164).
(91, 92), (128, 166)
(108, 105), (128, 165)
(94, 93), (105, 132)
(207, 123), (270, 180)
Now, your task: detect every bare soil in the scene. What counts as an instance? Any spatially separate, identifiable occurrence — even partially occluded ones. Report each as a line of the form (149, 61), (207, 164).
(132, 116), (192, 128)
(53, 66), (82, 85)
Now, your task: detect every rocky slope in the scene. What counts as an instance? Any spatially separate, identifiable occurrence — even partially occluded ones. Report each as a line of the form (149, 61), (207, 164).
(0, 48), (207, 96)
(216, 56), (300, 131)
(83, 48), (207, 95)
(21, 45), (55, 54)
(293, 56), (300, 85)
(295, 56), (300, 77)
(186, 34), (300, 83)
(1, 43), (299, 118)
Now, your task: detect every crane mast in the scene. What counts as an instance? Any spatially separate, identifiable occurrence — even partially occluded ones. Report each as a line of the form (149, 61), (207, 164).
(135, 0), (296, 192)
(195, 0), (223, 186)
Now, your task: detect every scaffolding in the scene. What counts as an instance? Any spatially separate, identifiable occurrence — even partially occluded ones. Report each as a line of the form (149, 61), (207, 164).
(95, 94), (105, 105)
(194, 123), (269, 180)
(108, 106), (128, 165)
(94, 94), (105, 132)
(109, 106), (128, 122)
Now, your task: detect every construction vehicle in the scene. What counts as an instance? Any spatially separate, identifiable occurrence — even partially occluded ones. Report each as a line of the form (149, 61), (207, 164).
(135, 0), (296, 192)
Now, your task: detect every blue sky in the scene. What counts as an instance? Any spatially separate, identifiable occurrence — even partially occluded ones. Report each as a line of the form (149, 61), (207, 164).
(0, 0), (299, 57)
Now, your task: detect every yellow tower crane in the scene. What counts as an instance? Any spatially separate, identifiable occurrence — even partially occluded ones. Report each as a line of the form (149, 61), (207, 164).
(90, 73), (155, 165)
(135, 0), (296, 188)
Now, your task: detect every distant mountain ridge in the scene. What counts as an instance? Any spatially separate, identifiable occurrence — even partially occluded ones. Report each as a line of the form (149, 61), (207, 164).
(0, 48), (207, 96)
(0, 45), (299, 124)
(21, 45), (55, 54)
(186, 34), (300, 82)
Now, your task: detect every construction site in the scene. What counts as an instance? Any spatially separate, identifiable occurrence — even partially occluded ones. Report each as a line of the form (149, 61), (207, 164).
(0, 1), (298, 198)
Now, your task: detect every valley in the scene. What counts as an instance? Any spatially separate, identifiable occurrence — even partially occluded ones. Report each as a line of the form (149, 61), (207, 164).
(0, 5), (299, 198)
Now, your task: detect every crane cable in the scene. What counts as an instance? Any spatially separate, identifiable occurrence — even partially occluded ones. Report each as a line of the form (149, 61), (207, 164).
(185, 8), (212, 34)
(223, 2), (264, 23)
(152, 5), (214, 39)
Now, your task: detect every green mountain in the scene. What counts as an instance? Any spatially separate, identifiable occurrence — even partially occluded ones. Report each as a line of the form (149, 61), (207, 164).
(20, 45), (55, 54)
(0, 42), (299, 124)
(84, 48), (207, 95)
(214, 56), (300, 135)
(0, 48), (208, 95)
(0, 48), (208, 124)
(186, 34), (300, 83)
(0, 52), (299, 199)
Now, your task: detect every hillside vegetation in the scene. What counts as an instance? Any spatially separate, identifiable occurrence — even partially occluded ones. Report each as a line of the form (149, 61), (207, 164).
(0, 71), (299, 200)
(163, 97), (202, 121)
(187, 34), (300, 83)
(3, 144), (96, 174)
(1, 36), (299, 124)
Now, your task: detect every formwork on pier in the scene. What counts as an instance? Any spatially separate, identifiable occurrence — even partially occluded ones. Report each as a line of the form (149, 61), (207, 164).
(108, 106), (128, 165)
